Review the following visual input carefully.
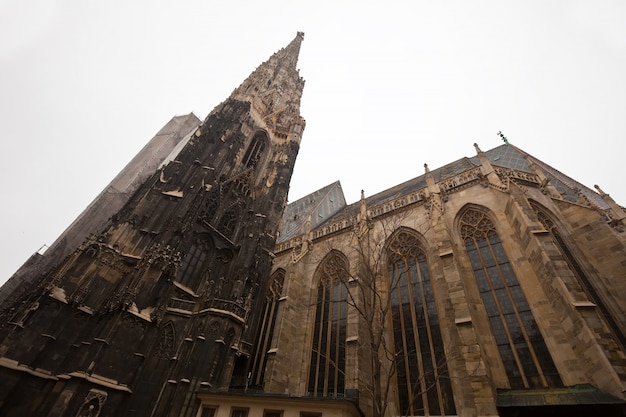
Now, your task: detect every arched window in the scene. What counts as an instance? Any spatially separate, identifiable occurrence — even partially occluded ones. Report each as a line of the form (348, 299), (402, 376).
(242, 131), (268, 169)
(307, 252), (348, 397)
(201, 191), (219, 223)
(218, 208), (238, 240)
(387, 230), (456, 416)
(177, 237), (212, 291)
(249, 269), (285, 387)
(460, 208), (562, 389)
(532, 203), (626, 350)
(154, 321), (176, 359)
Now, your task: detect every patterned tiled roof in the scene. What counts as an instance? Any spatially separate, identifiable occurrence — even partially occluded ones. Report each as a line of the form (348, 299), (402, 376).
(280, 144), (609, 240)
(278, 181), (346, 242)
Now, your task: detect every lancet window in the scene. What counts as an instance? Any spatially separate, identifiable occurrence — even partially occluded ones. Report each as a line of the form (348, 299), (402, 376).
(242, 131), (268, 169)
(218, 209), (238, 240)
(460, 208), (562, 388)
(177, 237), (212, 291)
(201, 191), (219, 223)
(249, 269), (285, 387)
(532, 205), (626, 350)
(307, 252), (348, 397)
(387, 230), (456, 416)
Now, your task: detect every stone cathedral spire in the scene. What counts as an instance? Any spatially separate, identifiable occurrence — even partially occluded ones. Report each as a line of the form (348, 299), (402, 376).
(0, 33), (306, 417)
(230, 31), (306, 142)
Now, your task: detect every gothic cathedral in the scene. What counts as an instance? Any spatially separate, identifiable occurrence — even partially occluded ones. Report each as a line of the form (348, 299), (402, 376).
(1, 33), (626, 417)
(0, 33), (305, 417)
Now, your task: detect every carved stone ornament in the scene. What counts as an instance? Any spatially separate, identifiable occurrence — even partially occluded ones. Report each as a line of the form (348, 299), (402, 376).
(145, 243), (182, 271)
(69, 285), (89, 306)
(388, 230), (422, 264)
(75, 389), (107, 417)
(102, 286), (138, 314)
(153, 322), (175, 359)
(608, 217), (625, 232)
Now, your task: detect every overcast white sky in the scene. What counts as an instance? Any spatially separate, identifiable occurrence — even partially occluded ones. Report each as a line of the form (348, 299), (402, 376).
(1, 1), (625, 285)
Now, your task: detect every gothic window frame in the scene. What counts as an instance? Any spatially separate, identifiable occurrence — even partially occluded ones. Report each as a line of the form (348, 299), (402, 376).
(530, 201), (626, 350)
(153, 321), (176, 359)
(76, 389), (107, 417)
(176, 235), (213, 292)
(202, 190), (220, 224)
(386, 228), (456, 416)
(217, 205), (240, 240)
(307, 250), (349, 398)
(242, 131), (269, 170)
(458, 206), (562, 389)
(249, 269), (286, 387)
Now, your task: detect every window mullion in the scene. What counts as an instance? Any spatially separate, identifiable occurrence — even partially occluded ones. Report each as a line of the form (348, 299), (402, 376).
(323, 277), (334, 396)
(314, 283), (326, 395)
(419, 258), (446, 416)
(397, 261), (414, 414)
(475, 235), (529, 388)
(407, 258), (429, 414)
(488, 243), (548, 387)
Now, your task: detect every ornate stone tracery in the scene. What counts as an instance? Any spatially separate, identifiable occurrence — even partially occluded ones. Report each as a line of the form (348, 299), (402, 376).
(459, 208), (497, 241)
(75, 389), (107, 417)
(387, 229), (423, 264)
(153, 321), (176, 359)
(320, 251), (350, 282)
(145, 243), (182, 271)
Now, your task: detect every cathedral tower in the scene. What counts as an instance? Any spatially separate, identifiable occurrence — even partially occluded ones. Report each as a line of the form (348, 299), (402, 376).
(0, 33), (306, 417)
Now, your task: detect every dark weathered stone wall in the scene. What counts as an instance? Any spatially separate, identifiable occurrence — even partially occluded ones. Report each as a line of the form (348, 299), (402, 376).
(0, 94), (301, 416)
(0, 113), (201, 307)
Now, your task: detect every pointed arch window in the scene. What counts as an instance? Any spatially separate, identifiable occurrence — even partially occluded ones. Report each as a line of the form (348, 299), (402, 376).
(460, 208), (562, 389)
(218, 208), (238, 240)
(177, 237), (213, 291)
(154, 321), (176, 359)
(249, 269), (285, 387)
(533, 205), (626, 350)
(202, 191), (220, 224)
(387, 230), (456, 416)
(242, 131), (268, 169)
(307, 252), (348, 397)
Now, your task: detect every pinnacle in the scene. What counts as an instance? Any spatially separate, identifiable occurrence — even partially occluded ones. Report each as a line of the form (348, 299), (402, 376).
(230, 33), (306, 119)
(283, 32), (305, 68)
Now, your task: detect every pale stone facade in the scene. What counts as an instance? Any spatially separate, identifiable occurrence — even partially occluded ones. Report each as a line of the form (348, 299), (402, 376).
(252, 143), (626, 417)
(197, 392), (362, 417)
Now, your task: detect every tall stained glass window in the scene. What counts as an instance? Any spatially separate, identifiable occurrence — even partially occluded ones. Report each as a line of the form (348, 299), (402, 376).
(177, 237), (212, 291)
(249, 270), (285, 387)
(532, 204), (626, 351)
(460, 208), (562, 389)
(242, 132), (267, 169)
(307, 252), (348, 397)
(387, 230), (456, 416)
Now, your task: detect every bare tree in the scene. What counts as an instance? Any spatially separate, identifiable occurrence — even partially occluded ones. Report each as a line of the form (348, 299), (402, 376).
(349, 213), (398, 417)
(335, 205), (454, 417)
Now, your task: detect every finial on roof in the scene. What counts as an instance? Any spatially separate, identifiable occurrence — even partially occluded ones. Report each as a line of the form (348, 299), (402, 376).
(497, 131), (509, 144)
(282, 31), (305, 69)
(473, 143), (483, 154)
(229, 33), (306, 135)
(594, 184), (607, 197)
(424, 163), (430, 174)
(595, 184), (626, 223)
(358, 189), (368, 226)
